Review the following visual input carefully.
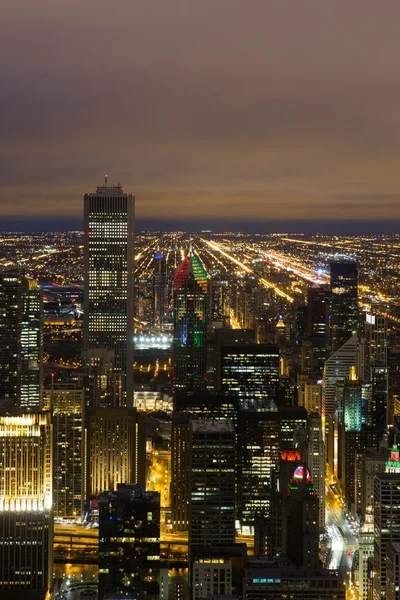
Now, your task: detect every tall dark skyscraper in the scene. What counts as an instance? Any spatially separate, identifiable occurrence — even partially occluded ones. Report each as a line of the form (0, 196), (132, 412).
(0, 272), (43, 410)
(99, 484), (160, 600)
(152, 252), (168, 328)
(189, 420), (236, 549)
(307, 285), (330, 340)
(0, 271), (23, 405)
(330, 262), (358, 353)
(373, 473), (400, 600)
(173, 248), (209, 396)
(20, 278), (43, 411)
(221, 343), (280, 411)
(83, 180), (135, 407)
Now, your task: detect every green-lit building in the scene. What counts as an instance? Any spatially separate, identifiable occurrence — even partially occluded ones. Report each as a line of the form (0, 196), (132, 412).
(173, 248), (209, 397)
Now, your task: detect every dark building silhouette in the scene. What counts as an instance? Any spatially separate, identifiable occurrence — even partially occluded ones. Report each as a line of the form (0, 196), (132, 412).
(99, 484), (160, 600)
(330, 262), (358, 353)
(152, 252), (168, 328)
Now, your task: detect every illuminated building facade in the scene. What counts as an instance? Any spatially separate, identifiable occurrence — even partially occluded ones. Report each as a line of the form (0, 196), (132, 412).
(99, 484), (160, 600)
(171, 394), (239, 532)
(0, 271), (23, 404)
(171, 412), (191, 531)
(359, 516), (374, 600)
(44, 384), (85, 519)
(87, 408), (146, 497)
(221, 343), (280, 411)
(307, 412), (325, 529)
(238, 411), (281, 524)
(152, 252), (168, 328)
(189, 420), (236, 549)
(330, 262), (358, 353)
(364, 312), (387, 368)
(0, 413), (53, 594)
(322, 334), (358, 417)
(20, 278), (43, 411)
(83, 181), (135, 407)
(173, 249), (209, 396)
(373, 473), (400, 600)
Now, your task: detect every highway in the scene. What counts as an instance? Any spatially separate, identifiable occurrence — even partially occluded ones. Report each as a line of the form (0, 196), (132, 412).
(326, 485), (358, 587)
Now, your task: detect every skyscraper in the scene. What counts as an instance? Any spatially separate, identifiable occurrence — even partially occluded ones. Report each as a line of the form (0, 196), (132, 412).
(0, 413), (53, 595)
(152, 252), (168, 328)
(86, 407), (146, 497)
(307, 284), (330, 375)
(364, 312), (387, 369)
(173, 248), (209, 396)
(99, 484), (160, 600)
(20, 278), (43, 411)
(221, 343), (280, 411)
(330, 262), (358, 353)
(44, 384), (85, 519)
(322, 333), (358, 417)
(373, 473), (400, 599)
(0, 270), (23, 404)
(307, 412), (325, 529)
(307, 285), (330, 340)
(189, 420), (236, 550)
(0, 272), (43, 410)
(83, 180), (135, 407)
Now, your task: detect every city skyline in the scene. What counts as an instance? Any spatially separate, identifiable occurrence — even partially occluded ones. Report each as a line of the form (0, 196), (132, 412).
(2, 2), (400, 230)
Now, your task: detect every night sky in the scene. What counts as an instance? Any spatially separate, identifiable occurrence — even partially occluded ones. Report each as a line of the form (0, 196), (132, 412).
(2, 1), (400, 231)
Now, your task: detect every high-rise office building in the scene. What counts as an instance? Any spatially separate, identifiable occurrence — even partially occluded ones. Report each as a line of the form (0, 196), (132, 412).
(171, 412), (191, 531)
(307, 285), (330, 340)
(322, 334), (358, 417)
(20, 278), (43, 411)
(330, 262), (358, 353)
(386, 541), (400, 600)
(0, 270), (23, 404)
(307, 412), (325, 529)
(269, 462), (320, 569)
(237, 407), (307, 525)
(238, 411), (281, 524)
(87, 408), (146, 497)
(359, 515), (374, 600)
(152, 252), (168, 328)
(0, 272), (44, 410)
(209, 280), (228, 326)
(364, 313), (387, 369)
(221, 343), (280, 411)
(173, 248), (209, 397)
(368, 365), (389, 441)
(171, 394), (240, 532)
(99, 484), (160, 600)
(307, 285), (330, 376)
(0, 413), (53, 595)
(83, 180), (135, 408)
(44, 384), (85, 519)
(189, 420), (236, 550)
(373, 473), (400, 599)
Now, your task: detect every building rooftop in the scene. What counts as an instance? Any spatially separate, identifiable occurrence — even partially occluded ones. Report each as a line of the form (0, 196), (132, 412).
(191, 419), (234, 433)
(244, 567), (343, 581)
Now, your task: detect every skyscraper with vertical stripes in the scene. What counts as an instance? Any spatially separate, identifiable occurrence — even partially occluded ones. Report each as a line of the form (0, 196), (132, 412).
(173, 247), (209, 397)
(83, 180), (135, 407)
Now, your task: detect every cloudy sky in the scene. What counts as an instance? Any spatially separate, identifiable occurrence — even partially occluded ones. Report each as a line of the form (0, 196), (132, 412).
(2, 0), (400, 231)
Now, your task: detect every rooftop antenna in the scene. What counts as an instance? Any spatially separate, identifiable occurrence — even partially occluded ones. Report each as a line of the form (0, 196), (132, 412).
(105, 174), (108, 186)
